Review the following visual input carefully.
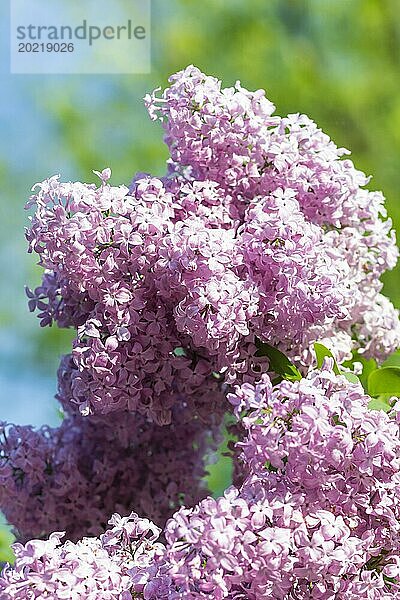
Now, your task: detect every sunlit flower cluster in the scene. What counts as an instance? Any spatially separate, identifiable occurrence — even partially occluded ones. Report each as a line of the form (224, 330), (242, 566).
(26, 67), (399, 420)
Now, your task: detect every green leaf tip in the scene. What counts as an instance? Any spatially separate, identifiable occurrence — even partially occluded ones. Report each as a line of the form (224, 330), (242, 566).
(255, 339), (302, 382)
(313, 342), (340, 375)
(368, 366), (400, 397)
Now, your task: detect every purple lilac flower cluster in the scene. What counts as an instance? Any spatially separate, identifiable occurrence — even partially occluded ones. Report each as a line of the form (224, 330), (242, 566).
(0, 407), (210, 543)
(146, 66), (400, 366)
(26, 173), (227, 423)
(26, 67), (399, 422)
(152, 367), (400, 598)
(0, 512), (164, 599)
(3, 367), (400, 598)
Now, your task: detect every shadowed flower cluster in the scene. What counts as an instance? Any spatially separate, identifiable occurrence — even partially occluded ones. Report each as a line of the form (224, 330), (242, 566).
(0, 407), (211, 543)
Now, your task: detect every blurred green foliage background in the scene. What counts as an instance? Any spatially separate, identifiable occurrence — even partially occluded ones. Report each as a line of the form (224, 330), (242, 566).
(1, 0), (400, 560)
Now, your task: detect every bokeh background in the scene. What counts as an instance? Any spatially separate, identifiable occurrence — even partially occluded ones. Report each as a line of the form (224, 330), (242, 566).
(1, 0), (400, 557)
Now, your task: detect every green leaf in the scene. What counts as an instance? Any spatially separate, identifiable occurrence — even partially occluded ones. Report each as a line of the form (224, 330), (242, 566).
(255, 340), (301, 381)
(0, 527), (15, 564)
(342, 372), (360, 385)
(368, 394), (392, 413)
(206, 414), (235, 498)
(313, 343), (340, 375)
(358, 357), (378, 392)
(173, 347), (187, 357)
(368, 367), (400, 397)
(382, 351), (400, 369)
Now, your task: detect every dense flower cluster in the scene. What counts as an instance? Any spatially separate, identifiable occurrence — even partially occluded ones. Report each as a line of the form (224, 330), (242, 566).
(0, 513), (164, 599)
(152, 367), (400, 598)
(0, 406), (211, 542)
(3, 367), (400, 598)
(26, 173), (227, 423)
(25, 66), (399, 420)
(146, 66), (400, 365)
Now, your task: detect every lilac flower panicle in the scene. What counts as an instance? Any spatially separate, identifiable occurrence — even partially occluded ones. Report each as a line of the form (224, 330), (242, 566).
(0, 410), (213, 543)
(0, 513), (165, 599)
(25, 66), (400, 421)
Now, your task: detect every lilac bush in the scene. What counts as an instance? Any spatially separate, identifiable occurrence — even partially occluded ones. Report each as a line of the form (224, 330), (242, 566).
(2, 66), (400, 598)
